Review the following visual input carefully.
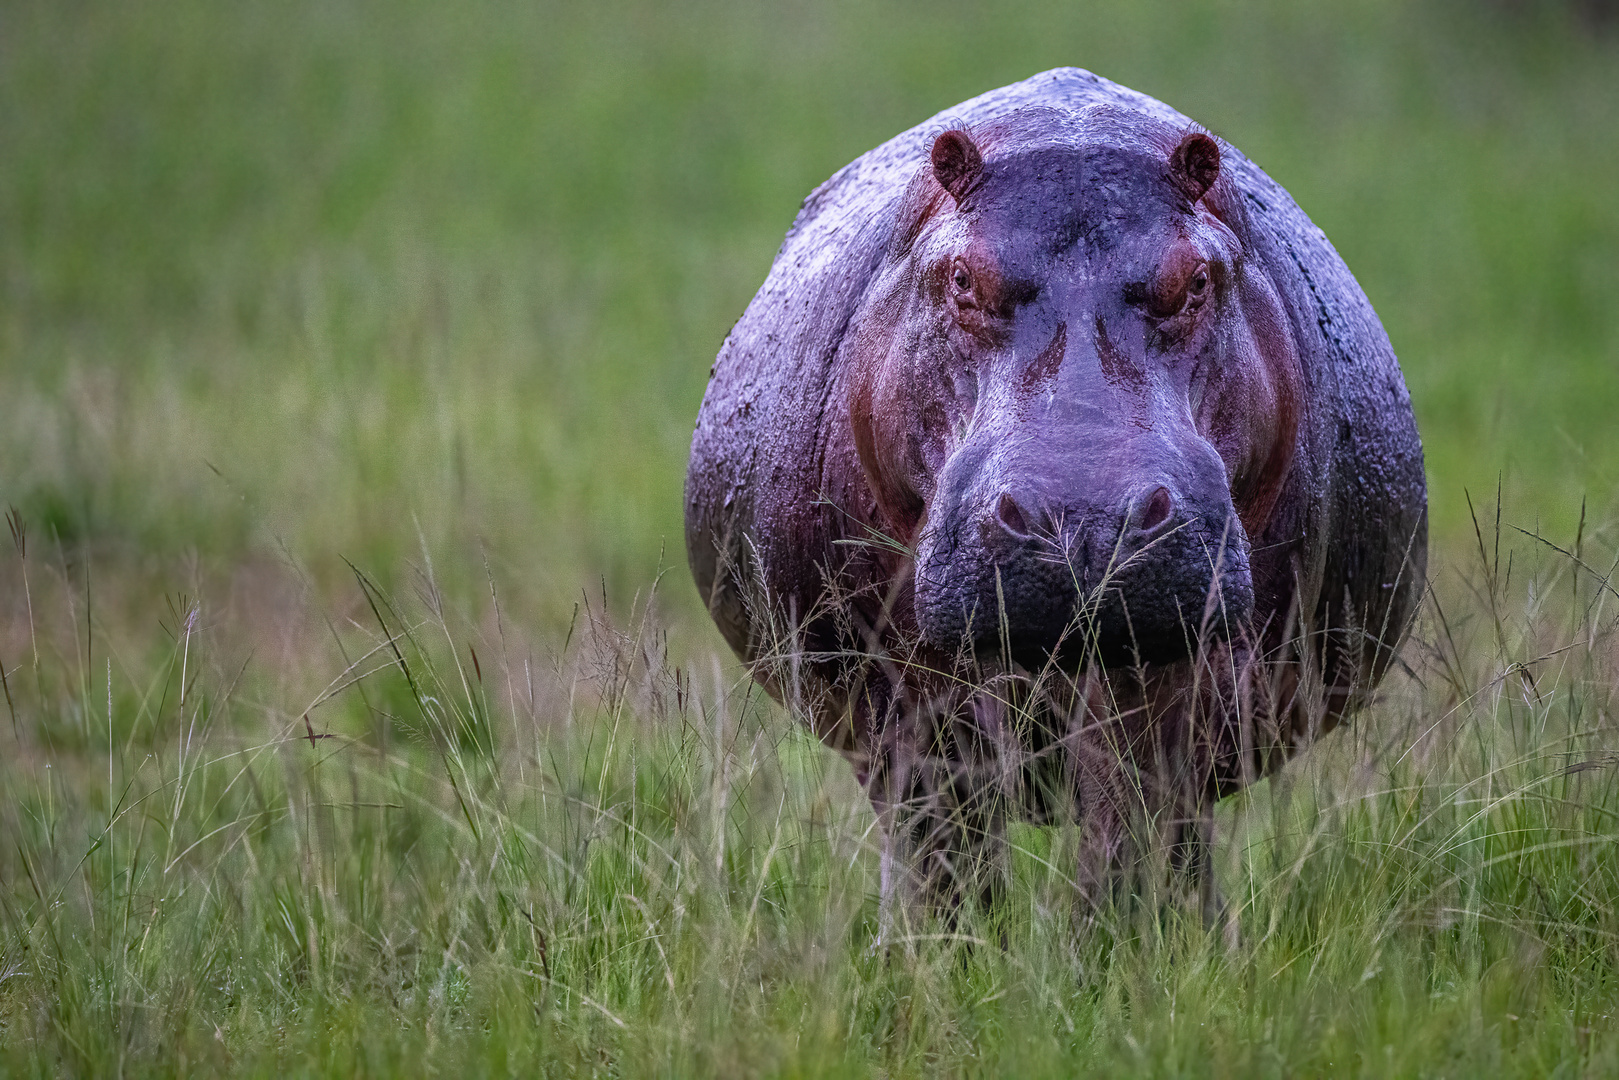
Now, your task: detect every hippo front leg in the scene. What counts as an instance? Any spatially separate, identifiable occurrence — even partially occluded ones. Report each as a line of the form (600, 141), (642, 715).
(1071, 736), (1141, 914)
(1070, 700), (1227, 929)
(1073, 763), (1221, 925)
(867, 743), (1008, 946)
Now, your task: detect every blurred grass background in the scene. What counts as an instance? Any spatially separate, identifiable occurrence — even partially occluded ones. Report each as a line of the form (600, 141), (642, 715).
(4, 0), (1619, 1074)
(2, 0), (1616, 624)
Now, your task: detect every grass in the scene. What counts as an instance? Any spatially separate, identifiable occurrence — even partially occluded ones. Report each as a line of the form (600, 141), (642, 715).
(4, 508), (1619, 1075)
(2, 0), (1618, 1074)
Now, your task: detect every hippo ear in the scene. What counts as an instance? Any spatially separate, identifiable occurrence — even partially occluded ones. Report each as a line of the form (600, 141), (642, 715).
(931, 129), (983, 203)
(1169, 131), (1221, 204)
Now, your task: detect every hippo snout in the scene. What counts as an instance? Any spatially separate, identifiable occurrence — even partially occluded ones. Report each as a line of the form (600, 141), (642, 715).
(915, 475), (1254, 670)
(992, 483), (1178, 545)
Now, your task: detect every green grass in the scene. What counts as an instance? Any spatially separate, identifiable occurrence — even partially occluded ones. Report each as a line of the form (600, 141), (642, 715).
(2, 0), (1618, 1074)
(4, 517), (1619, 1075)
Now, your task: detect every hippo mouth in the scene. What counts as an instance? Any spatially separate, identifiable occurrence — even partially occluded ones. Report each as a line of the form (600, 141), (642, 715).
(913, 500), (1254, 671)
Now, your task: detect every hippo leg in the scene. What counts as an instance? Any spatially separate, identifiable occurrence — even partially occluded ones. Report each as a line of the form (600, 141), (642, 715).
(1072, 763), (1222, 924)
(1068, 673), (1230, 927)
(1071, 718), (1145, 912)
(867, 713), (1011, 939)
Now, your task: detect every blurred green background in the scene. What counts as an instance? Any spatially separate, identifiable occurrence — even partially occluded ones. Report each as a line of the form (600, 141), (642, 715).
(2, 0), (1616, 632)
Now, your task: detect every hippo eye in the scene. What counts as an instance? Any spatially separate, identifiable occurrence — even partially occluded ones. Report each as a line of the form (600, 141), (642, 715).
(1185, 264), (1210, 308)
(952, 264), (973, 293)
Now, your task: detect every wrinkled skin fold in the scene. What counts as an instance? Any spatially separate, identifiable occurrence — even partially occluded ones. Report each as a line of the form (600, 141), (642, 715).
(686, 69), (1427, 918)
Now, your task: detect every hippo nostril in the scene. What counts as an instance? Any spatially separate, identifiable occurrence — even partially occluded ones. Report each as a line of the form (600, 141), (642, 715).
(1137, 486), (1174, 533)
(996, 492), (1033, 538)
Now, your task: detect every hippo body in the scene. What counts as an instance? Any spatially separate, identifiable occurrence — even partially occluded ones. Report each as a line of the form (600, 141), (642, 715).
(686, 69), (1426, 910)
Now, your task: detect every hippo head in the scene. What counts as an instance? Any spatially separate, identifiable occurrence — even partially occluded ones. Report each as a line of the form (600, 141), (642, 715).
(846, 105), (1302, 670)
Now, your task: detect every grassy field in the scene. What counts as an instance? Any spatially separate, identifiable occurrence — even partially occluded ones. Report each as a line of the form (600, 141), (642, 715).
(2, 0), (1618, 1074)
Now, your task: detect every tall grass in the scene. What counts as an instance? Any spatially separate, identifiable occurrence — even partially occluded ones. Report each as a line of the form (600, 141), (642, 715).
(3, 516), (1617, 1075)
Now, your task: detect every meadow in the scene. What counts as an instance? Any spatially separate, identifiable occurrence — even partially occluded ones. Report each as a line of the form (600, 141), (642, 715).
(2, 0), (1618, 1074)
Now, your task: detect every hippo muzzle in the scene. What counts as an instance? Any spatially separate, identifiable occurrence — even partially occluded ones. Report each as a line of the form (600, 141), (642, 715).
(913, 425), (1254, 670)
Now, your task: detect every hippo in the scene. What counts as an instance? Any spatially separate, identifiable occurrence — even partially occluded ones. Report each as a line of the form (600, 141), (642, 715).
(685, 69), (1427, 919)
